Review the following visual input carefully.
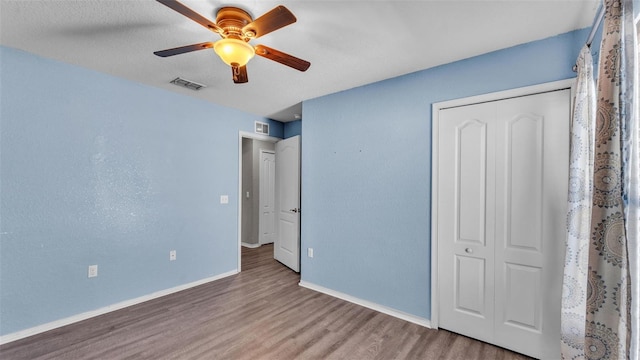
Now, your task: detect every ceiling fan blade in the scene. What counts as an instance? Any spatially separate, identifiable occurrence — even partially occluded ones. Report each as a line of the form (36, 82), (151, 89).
(242, 6), (296, 39)
(154, 42), (215, 57)
(255, 45), (310, 72)
(232, 64), (249, 84)
(156, 0), (221, 33)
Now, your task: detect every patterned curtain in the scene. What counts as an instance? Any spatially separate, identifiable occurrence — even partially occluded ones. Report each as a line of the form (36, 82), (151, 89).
(621, 5), (638, 359)
(562, 1), (637, 359)
(561, 44), (596, 360)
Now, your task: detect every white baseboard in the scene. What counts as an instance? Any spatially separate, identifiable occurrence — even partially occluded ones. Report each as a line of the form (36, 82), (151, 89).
(241, 242), (261, 249)
(298, 280), (431, 329)
(0, 270), (238, 345)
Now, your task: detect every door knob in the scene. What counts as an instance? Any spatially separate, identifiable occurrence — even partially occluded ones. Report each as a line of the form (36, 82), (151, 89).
(465, 248), (473, 254)
(289, 208), (300, 213)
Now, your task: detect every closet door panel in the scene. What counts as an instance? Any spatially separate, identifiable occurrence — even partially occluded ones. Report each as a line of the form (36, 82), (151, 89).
(493, 90), (570, 359)
(504, 113), (543, 253)
(455, 255), (487, 315)
(503, 262), (542, 331)
(457, 120), (488, 246)
(437, 102), (496, 343)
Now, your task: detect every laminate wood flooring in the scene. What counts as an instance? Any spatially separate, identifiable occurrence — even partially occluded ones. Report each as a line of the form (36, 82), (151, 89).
(0, 245), (533, 359)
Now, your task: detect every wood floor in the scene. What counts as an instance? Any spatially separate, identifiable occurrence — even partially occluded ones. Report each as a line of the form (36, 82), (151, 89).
(0, 245), (532, 359)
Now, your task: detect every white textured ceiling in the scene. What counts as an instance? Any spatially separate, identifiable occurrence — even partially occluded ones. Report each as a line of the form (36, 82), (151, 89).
(1, 0), (599, 122)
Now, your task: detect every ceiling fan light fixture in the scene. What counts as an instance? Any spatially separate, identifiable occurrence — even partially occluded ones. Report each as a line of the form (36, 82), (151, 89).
(213, 38), (255, 67)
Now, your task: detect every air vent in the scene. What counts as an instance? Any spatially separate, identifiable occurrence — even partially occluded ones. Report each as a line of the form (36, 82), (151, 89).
(170, 77), (206, 91)
(255, 121), (269, 135)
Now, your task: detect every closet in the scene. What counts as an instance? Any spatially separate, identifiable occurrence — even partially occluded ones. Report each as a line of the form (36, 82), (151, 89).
(434, 88), (570, 359)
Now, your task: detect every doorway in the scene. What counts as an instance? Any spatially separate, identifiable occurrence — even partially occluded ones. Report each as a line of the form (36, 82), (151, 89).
(237, 132), (280, 272)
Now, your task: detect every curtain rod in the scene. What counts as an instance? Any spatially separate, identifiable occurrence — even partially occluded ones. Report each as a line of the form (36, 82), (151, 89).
(573, 4), (605, 72)
(585, 5), (605, 48)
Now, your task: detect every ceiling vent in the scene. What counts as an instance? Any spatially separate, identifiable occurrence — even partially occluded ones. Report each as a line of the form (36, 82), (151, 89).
(255, 121), (269, 135)
(170, 77), (206, 91)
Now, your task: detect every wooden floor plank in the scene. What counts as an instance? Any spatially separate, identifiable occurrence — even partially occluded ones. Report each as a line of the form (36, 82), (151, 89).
(0, 244), (533, 359)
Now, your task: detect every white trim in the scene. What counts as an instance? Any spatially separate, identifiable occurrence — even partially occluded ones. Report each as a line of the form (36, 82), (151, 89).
(430, 99), (441, 329)
(0, 270), (238, 345)
(239, 131), (280, 143)
(429, 78), (576, 329)
(237, 131), (281, 273)
(241, 242), (261, 249)
(434, 79), (575, 111)
(299, 280), (431, 329)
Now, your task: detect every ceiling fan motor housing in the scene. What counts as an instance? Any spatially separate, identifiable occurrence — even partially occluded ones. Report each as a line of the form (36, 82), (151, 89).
(216, 7), (254, 40)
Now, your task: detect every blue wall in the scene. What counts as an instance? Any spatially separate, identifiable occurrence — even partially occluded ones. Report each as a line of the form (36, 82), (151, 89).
(300, 29), (589, 321)
(283, 120), (302, 138)
(1, 26), (594, 336)
(0, 46), (282, 336)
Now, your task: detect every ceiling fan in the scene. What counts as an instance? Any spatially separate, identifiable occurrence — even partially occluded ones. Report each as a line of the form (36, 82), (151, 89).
(154, 0), (310, 84)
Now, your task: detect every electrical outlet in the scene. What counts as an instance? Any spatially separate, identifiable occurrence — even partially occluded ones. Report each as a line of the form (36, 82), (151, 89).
(170, 250), (176, 261)
(220, 195), (229, 204)
(308, 248), (314, 258)
(88, 265), (98, 278)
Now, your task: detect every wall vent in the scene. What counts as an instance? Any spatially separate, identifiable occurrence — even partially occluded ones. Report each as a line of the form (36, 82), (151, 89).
(255, 121), (269, 135)
(170, 77), (206, 91)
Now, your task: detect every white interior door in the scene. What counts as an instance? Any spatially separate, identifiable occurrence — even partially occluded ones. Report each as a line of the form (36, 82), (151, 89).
(437, 101), (497, 342)
(492, 91), (568, 359)
(274, 136), (301, 272)
(437, 90), (569, 359)
(259, 150), (276, 245)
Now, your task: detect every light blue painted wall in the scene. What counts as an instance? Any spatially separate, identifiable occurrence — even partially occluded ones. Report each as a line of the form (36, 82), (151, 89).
(0, 46), (282, 336)
(284, 120), (302, 138)
(300, 29), (589, 321)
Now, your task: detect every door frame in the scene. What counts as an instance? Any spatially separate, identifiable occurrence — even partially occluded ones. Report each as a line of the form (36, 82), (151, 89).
(429, 78), (575, 328)
(238, 131), (281, 272)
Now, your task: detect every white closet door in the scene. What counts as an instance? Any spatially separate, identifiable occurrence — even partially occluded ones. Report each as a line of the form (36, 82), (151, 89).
(493, 91), (569, 359)
(437, 89), (569, 359)
(437, 101), (497, 343)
